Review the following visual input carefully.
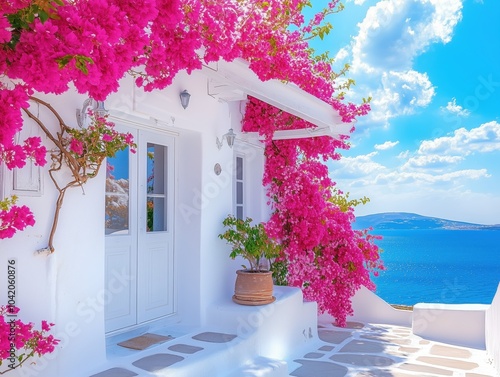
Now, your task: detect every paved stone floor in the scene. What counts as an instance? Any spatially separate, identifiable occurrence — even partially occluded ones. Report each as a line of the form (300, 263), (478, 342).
(289, 320), (498, 376)
(91, 322), (498, 376)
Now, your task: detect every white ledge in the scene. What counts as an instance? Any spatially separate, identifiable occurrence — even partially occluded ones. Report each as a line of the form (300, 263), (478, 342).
(202, 59), (347, 131)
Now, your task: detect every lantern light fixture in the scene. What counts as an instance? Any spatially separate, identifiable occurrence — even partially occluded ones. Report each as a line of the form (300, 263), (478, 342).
(76, 98), (108, 127)
(179, 90), (191, 109)
(216, 128), (236, 150)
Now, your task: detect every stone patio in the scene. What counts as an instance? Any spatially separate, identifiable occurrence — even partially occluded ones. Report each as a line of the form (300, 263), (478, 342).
(289, 319), (497, 376)
(89, 320), (498, 376)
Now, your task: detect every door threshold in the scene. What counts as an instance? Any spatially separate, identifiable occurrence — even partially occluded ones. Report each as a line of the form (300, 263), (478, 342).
(105, 318), (197, 359)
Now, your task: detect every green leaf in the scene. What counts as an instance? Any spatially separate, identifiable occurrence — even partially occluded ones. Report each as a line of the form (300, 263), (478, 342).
(27, 11), (35, 24)
(39, 10), (49, 23)
(56, 55), (72, 69)
(299, 1), (312, 11)
(75, 60), (88, 75)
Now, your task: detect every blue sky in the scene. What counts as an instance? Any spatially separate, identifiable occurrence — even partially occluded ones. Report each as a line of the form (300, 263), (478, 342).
(307, 0), (500, 224)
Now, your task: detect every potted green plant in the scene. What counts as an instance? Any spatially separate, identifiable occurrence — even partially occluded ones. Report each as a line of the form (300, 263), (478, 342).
(219, 215), (282, 305)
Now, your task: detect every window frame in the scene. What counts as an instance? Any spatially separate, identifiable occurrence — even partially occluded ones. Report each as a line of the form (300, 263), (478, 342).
(234, 153), (245, 220)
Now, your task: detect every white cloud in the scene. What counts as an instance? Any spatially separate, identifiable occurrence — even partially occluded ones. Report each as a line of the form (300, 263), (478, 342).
(330, 152), (385, 178)
(352, 0), (462, 72)
(397, 150), (410, 159)
(343, 0), (463, 126)
(441, 97), (470, 117)
(349, 184), (500, 224)
(418, 121), (500, 156)
(373, 168), (488, 185)
(367, 70), (435, 124)
(402, 154), (464, 169)
(347, 0), (368, 5)
(332, 121), (497, 183)
(333, 122), (495, 191)
(334, 47), (350, 63)
(375, 140), (399, 150)
(335, 122), (498, 186)
(427, 0), (464, 42)
(331, 0), (497, 224)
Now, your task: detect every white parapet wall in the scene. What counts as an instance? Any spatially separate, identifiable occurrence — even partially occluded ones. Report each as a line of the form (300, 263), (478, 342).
(206, 285), (318, 361)
(413, 302), (489, 349)
(342, 284), (498, 376)
(486, 283), (500, 373)
(347, 285), (413, 327)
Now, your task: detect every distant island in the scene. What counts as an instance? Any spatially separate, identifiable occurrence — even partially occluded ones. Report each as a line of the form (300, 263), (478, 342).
(353, 212), (500, 231)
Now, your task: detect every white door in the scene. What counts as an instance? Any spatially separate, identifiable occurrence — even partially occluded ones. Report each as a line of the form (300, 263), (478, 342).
(104, 127), (175, 333)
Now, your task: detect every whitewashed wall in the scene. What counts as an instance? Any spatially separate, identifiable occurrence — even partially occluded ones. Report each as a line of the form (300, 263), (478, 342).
(1, 90), (107, 377)
(1, 70), (267, 376)
(413, 302), (488, 349)
(123, 70), (267, 323)
(486, 283), (500, 373)
(346, 285), (412, 327)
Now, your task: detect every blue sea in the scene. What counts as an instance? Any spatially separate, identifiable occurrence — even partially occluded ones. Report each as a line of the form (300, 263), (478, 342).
(371, 229), (500, 306)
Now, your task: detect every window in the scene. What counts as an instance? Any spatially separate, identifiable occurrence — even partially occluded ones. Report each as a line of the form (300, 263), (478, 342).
(235, 155), (244, 219)
(105, 148), (130, 234)
(146, 143), (168, 232)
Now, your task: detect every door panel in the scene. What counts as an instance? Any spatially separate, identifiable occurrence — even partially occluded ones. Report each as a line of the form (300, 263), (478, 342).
(105, 127), (175, 333)
(104, 245), (137, 331)
(105, 128), (138, 333)
(137, 131), (175, 323)
(137, 237), (173, 322)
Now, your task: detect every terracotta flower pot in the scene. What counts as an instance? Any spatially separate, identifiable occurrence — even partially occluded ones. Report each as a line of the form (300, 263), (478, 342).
(232, 270), (276, 305)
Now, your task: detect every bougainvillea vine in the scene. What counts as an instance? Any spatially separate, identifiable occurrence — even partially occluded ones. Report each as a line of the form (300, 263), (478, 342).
(243, 97), (382, 326)
(0, 0), (382, 324)
(0, 305), (59, 373)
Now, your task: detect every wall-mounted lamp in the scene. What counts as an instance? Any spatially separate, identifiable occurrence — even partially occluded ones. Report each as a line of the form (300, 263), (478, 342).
(216, 128), (236, 150)
(179, 90), (191, 109)
(76, 98), (108, 127)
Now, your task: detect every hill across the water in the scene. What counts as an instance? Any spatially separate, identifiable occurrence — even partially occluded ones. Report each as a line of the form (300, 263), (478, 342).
(353, 212), (500, 230)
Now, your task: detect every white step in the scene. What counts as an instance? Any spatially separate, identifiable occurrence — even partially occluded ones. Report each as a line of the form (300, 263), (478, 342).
(206, 286), (318, 360)
(224, 357), (288, 377)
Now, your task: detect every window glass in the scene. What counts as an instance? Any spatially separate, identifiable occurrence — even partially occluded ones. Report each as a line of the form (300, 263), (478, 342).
(235, 156), (244, 219)
(236, 206), (243, 220)
(147, 197), (165, 232)
(146, 143), (167, 232)
(236, 157), (243, 180)
(236, 182), (243, 205)
(105, 148), (130, 234)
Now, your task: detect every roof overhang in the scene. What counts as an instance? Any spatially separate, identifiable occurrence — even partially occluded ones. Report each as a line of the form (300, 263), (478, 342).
(201, 58), (352, 139)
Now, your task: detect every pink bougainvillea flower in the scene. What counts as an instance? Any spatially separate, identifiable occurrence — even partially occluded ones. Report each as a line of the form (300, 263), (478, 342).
(0, 0), (380, 324)
(69, 138), (84, 155)
(0, 306), (59, 368)
(23, 136), (47, 166)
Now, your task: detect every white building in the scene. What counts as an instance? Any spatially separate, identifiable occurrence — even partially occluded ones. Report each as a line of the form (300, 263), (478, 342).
(0, 58), (340, 376)
(1, 58), (498, 377)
